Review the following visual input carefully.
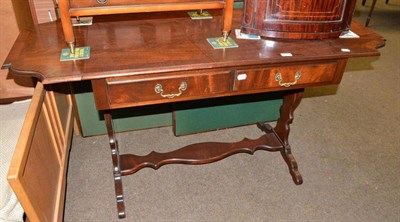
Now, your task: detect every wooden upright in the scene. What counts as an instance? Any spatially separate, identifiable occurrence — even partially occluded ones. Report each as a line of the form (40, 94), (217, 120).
(58, 0), (234, 53)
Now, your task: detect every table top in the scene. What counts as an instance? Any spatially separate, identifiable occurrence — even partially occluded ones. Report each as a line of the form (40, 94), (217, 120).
(3, 10), (384, 85)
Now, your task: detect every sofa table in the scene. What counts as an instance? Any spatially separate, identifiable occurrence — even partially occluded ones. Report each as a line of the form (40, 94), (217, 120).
(3, 10), (384, 220)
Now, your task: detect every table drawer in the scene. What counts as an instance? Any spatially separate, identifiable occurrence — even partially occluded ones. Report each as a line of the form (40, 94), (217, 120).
(70, 0), (138, 7)
(233, 62), (340, 91)
(69, 0), (206, 7)
(105, 71), (231, 108)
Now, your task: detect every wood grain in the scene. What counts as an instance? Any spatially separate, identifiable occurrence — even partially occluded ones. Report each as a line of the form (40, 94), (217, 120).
(120, 124), (283, 175)
(7, 82), (74, 222)
(59, 0), (233, 52)
(4, 10), (384, 85)
(28, 0), (57, 24)
(241, 0), (358, 39)
(3, 9), (386, 220)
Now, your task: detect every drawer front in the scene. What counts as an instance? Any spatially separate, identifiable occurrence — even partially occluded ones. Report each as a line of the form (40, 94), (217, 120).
(69, 0), (207, 8)
(70, 0), (145, 7)
(233, 63), (339, 91)
(106, 71), (231, 108)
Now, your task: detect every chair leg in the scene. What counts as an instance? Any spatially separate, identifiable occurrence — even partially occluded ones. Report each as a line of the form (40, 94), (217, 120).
(365, 0), (378, 26)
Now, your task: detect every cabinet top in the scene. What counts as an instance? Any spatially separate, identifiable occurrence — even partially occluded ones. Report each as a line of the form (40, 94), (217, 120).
(3, 10), (384, 84)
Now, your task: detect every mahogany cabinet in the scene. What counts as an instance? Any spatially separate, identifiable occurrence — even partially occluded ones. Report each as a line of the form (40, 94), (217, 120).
(241, 0), (358, 39)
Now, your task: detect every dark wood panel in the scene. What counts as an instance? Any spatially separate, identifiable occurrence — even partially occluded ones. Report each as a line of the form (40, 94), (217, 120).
(233, 62), (339, 91)
(5, 10), (384, 85)
(91, 61), (346, 110)
(60, 0), (233, 53)
(106, 70), (232, 108)
(266, 0), (346, 21)
(241, 0), (358, 39)
(70, 0), (220, 7)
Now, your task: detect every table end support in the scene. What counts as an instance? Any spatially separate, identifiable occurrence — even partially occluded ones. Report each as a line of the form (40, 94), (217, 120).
(280, 145), (303, 185)
(271, 89), (304, 185)
(257, 122), (303, 185)
(104, 112), (126, 218)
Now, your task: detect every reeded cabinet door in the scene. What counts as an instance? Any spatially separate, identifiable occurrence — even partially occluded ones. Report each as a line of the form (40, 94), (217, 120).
(241, 0), (357, 39)
(7, 82), (74, 222)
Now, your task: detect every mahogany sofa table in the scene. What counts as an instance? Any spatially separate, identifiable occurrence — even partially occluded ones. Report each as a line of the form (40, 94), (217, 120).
(4, 10), (384, 219)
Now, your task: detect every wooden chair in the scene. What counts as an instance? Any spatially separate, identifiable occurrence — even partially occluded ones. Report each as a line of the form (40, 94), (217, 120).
(362, 0), (390, 26)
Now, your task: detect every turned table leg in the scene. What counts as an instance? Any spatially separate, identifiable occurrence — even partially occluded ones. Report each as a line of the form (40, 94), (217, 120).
(58, 0), (75, 53)
(222, 0), (234, 41)
(365, 0), (378, 27)
(104, 111), (126, 218)
(274, 89), (304, 185)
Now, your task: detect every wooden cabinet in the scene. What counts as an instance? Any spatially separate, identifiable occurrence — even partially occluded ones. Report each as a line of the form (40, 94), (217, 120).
(7, 83), (74, 222)
(241, 0), (358, 39)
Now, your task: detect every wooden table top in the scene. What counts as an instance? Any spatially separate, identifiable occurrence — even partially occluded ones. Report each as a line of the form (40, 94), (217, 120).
(3, 10), (385, 84)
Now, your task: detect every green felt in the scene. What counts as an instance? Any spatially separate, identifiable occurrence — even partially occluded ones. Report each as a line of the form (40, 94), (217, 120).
(234, 1), (244, 8)
(207, 37), (238, 49)
(74, 82), (282, 137)
(73, 81), (172, 137)
(60, 47), (90, 61)
(187, 10), (213, 19)
(173, 93), (282, 136)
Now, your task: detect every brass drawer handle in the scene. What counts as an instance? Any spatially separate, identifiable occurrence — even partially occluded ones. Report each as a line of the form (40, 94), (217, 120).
(154, 82), (187, 98)
(97, 0), (107, 4)
(275, 71), (302, 87)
